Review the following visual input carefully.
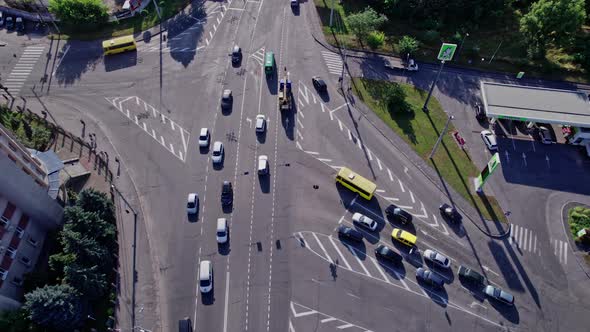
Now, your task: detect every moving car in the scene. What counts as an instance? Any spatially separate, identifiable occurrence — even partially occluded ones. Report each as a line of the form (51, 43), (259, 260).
(384, 58), (418, 71)
(220, 181), (233, 206)
(391, 228), (417, 247)
(374, 244), (402, 263)
(484, 285), (514, 306)
(352, 212), (377, 231)
(221, 89), (233, 110)
(538, 126), (553, 144)
(258, 155), (269, 175)
(231, 45), (241, 64)
(480, 130), (498, 151)
(439, 203), (462, 223)
(198, 128), (210, 148)
(457, 265), (487, 285)
(423, 249), (451, 269)
(255, 114), (266, 133)
(216, 218), (228, 244)
(199, 260), (213, 293)
(337, 225), (363, 242)
(385, 205), (412, 225)
(312, 76), (327, 93)
(416, 267), (444, 288)
(186, 193), (199, 214)
(212, 141), (224, 164)
(290, 0), (299, 8)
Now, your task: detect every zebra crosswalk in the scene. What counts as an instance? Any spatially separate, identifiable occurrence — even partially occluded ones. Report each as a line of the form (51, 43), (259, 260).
(508, 224), (568, 264)
(321, 51), (343, 75)
(2, 46), (45, 96)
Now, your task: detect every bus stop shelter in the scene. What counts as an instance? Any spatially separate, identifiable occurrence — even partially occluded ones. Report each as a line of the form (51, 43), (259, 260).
(480, 82), (590, 127)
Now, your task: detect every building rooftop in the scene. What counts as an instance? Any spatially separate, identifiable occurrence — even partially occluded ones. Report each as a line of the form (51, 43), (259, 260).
(480, 82), (590, 127)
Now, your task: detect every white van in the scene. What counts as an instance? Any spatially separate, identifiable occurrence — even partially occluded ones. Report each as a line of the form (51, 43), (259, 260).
(216, 218), (228, 244)
(199, 260), (212, 293)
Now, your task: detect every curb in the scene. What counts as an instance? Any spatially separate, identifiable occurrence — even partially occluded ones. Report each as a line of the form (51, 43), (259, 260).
(562, 202), (590, 280)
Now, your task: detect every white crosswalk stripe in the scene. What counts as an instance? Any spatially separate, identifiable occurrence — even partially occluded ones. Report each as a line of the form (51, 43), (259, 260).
(328, 236), (352, 270)
(3, 45), (45, 95)
(321, 51), (344, 75)
(509, 224), (569, 264)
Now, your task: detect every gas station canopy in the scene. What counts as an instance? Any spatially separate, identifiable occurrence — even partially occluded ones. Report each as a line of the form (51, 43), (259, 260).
(480, 82), (590, 127)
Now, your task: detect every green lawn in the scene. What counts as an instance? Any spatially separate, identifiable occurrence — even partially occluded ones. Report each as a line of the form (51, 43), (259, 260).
(352, 78), (505, 222)
(568, 206), (590, 239)
(314, 0), (589, 83)
(52, 0), (188, 40)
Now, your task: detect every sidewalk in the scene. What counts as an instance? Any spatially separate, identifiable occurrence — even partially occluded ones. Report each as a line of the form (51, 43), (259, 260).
(15, 95), (162, 332)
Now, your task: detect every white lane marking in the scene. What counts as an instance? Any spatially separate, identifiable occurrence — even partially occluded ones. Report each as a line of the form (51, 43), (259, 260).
(299, 110), (305, 119)
(289, 320), (295, 332)
(559, 240), (564, 263)
(518, 227), (524, 248)
(533, 234), (537, 253)
(321, 317), (337, 323)
(382, 196), (399, 201)
(223, 271), (230, 332)
(346, 292), (360, 299)
(355, 136), (362, 150)
(312, 232), (333, 263)
(376, 158), (383, 171)
(366, 148), (373, 161)
(398, 179), (405, 192)
(554, 240), (558, 256)
(347, 129), (353, 141)
(376, 189), (386, 193)
(345, 244), (372, 277)
(318, 158), (332, 162)
(509, 224), (514, 245)
(338, 216), (345, 224)
(304, 150), (319, 155)
(328, 236), (352, 270)
(297, 117), (304, 129)
(337, 323), (354, 329)
(409, 191), (415, 204)
(320, 103), (326, 113)
(523, 229), (529, 250)
(528, 230), (533, 252)
(338, 119), (343, 131)
(563, 241), (568, 264)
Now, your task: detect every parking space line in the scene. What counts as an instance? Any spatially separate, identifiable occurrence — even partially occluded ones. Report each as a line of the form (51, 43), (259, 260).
(376, 158), (383, 171)
(320, 103), (326, 113)
(533, 234), (537, 253)
(366, 149), (373, 161)
(509, 224), (514, 244)
(312, 232), (333, 263)
(398, 179), (405, 193)
(299, 110), (305, 118)
(554, 240), (558, 256)
(563, 242), (568, 264)
(409, 191), (415, 204)
(355, 136), (362, 150)
(328, 236), (352, 270)
(347, 129), (353, 141)
(337, 323), (354, 329)
(297, 117), (304, 129)
(369, 257), (390, 283)
(559, 241), (564, 263)
(321, 317), (337, 323)
(345, 244), (372, 277)
(337, 119), (343, 131)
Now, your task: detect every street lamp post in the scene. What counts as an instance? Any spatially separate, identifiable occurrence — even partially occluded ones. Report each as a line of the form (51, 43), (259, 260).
(457, 32), (469, 60)
(429, 114), (455, 159)
(422, 60), (445, 112)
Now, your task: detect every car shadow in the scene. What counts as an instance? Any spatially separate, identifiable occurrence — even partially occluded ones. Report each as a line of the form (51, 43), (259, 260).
(487, 298), (520, 324)
(416, 279), (449, 307)
(218, 238), (230, 256)
(280, 104), (295, 141)
(337, 235), (366, 259)
(351, 224), (380, 244)
(104, 51), (138, 72)
(201, 286), (215, 305)
(376, 256), (407, 279)
(199, 145), (210, 154)
(187, 213), (199, 223)
(256, 131), (267, 144)
(258, 174), (270, 193)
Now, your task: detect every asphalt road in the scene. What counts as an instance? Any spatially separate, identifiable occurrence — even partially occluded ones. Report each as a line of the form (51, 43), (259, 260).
(3, 1), (590, 331)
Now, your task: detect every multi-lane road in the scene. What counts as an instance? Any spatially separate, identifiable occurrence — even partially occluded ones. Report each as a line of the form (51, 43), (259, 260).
(2, 0), (590, 331)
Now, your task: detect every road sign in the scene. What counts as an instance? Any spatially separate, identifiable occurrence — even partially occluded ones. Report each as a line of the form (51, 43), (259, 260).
(437, 43), (458, 61)
(516, 71), (525, 79)
(474, 152), (501, 192)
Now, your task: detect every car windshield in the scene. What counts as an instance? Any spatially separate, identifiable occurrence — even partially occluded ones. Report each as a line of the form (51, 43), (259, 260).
(199, 279), (210, 287)
(213, 149), (221, 156)
(217, 230), (226, 237)
(187, 202), (195, 208)
(199, 134), (207, 140)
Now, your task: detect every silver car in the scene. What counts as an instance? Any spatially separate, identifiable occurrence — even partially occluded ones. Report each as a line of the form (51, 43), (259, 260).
(352, 213), (377, 231)
(416, 267), (444, 288)
(480, 130), (498, 151)
(423, 249), (451, 269)
(212, 141), (224, 164)
(484, 285), (514, 306)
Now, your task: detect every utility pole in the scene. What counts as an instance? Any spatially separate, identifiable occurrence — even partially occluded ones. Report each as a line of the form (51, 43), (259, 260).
(456, 32), (469, 60)
(422, 60), (445, 112)
(429, 114), (454, 159)
(36, 0), (60, 35)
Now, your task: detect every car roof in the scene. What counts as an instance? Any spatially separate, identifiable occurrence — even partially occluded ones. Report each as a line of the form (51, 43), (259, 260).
(188, 193), (197, 201)
(223, 90), (231, 97)
(199, 260), (211, 279)
(217, 218), (227, 229)
(213, 141), (222, 150)
(259, 154), (268, 160)
(200, 128), (208, 135)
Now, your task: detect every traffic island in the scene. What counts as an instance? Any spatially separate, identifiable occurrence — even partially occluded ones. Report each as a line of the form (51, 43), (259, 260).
(351, 78), (505, 222)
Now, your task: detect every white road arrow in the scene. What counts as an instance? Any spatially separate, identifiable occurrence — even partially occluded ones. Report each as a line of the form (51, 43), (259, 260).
(522, 152), (527, 167)
(504, 150), (509, 163)
(469, 301), (487, 309)
(545, 154), (550, 168)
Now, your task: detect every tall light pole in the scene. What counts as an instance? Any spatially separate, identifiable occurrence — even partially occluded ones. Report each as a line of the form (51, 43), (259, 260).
(36, 0), (60, 35)
(422, 60), (445, 112)
(456, 32), (469, 60)
(429, 114), (455, 159)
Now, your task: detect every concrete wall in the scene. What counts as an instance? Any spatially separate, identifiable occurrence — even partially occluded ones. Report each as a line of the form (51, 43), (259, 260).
(0, 154), (62, 230)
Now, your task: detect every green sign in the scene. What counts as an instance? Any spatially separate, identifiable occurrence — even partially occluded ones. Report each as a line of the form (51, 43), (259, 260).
(516, 71), (525, 79)
(497, 115), (528, 122)
(437, 43), (458, 61)
(474, 152), (501, 191)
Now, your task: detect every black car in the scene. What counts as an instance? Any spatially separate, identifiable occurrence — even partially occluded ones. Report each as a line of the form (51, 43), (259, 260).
(312, 76), (327, 93)
(221, 89), (233, 110)
(337, 225), (363, 242)
(475, 102), (486, 121)
(15, 17), (24, 33)
(231, 45), (241, 64)
(374, 244), (402, 263)
(458, 265), (487, 285)
(6, 16), (14, 30)
(385, 205), (412, 225)
(221, 181), (233, 205)
(439, 203), (462, 223)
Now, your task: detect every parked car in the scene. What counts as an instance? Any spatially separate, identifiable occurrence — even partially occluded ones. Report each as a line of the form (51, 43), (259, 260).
(484, 285), (514, 306)
(187, 193), (199, 214)
(385, 205), (412, 224)
(474, 103), (486, 121)
(6, 16), (14, 30)
(255, 114), (266, 133)
(231, 45), (241, 64)
(258, 155), (269, 175)
(538, 126), (553, 144)
(439, 203), (462, 223)
(391, 228), (417, 247)
(0, 12), (5, 27)
(312, 76), (327, 93)
(352, 212), (377, 231)
(220, 181), (233, 206)
(458, 265), (487, 285)
(480, 130), (498, 151)
(221, 89), (233, 110)
(15, 17), (24, 33)
(198, 128), (210, 148)
(337, 225), (363, 242)
(416, 267), (444, 288)
(212, 141), (224, 164)
(374, 244), (402, 263)
(423, 249), (451, 269)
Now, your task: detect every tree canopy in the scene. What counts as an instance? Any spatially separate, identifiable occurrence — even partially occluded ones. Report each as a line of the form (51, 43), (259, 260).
(24, 284), (86, 331)
(346, 6), (388, 46)
(49, 0), (109, 28)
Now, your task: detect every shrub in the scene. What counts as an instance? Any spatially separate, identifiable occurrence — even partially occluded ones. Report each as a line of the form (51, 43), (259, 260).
(49, 0), (109, 29)
(422, 30), (440, 44)
(398, 35), (419, 57)
(366, 31), (385, 50)
(569, 206), (590, 238)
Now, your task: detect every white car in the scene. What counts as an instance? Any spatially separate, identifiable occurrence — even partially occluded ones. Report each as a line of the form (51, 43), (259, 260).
(352, 212), (377, 231)
(199, 260), (213, 293)
(212, 141), (224, 164)
(198, 128), (210, 148)
(216, 218), (228, 244)
(255, 114), (266, 133)
(187, 193), (198, 214)
(423, 249), (451, 269)
(258, 155), (269, 175)
(480, 130), (498, 151)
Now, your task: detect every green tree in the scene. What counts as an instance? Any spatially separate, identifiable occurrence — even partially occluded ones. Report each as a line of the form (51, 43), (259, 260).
(0, 308), (36, 332)
(382, 83), (408, 114)
(63, 206), (116, 248)
(60, 228), (111, 271)
(398, 35), (419, 57)
(346, 6), (388, 47)
(48, 0), (109, 28)
(64, 263), (108, 299)
(519, 0), (587, 58)
(367, 31), (385, 50)
(24, 284), (86, 331)
(76, 188), (116, 224)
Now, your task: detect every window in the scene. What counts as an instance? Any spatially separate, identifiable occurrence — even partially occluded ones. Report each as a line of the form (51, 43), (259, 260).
(19, 256), (31, 267)
(28, 236), (38, 247)
(6, 247), (16, 259)
(22, 167), (32, 175)
(8, 143), (17, 152)
(15, 227), (24, 239)
(0, 268), (7, 281)
(7, 153), (17, 162)
(1, 216), (9, 228)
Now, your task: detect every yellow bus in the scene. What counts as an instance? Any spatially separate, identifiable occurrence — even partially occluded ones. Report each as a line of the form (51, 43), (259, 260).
(335, 167), (377, 200)
(102, 35), (137, 55)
